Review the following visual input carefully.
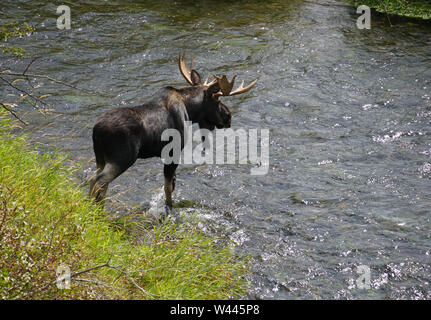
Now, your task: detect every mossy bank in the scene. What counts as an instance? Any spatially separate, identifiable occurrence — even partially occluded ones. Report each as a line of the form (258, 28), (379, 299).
(0, 110), (248, 299)
(346, 0), (431, 19)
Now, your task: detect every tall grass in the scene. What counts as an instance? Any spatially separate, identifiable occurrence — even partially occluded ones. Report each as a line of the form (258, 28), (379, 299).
(0, 110), (248, 299)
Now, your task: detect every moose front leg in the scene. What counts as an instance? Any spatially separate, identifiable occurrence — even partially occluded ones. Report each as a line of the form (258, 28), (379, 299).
(164, 163), (178, 208)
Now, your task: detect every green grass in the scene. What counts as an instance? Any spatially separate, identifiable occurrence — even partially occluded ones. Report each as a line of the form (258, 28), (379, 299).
(346, 0), (431, 19)
(0, 110), (248, 299)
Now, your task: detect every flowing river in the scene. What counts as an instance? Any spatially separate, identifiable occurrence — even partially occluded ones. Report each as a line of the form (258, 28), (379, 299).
(1, 0), (431, 299)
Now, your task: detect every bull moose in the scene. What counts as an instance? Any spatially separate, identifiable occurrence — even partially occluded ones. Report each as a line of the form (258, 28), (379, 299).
(89, 52), (257, 208)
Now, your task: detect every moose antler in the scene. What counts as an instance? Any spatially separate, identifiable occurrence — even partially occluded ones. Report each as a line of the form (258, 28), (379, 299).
(214, 75), (258, 97)
(179, 52), (194, 85)
(179, 52), (217, 87)
(179, 52), (257, 93)
(202, 75), (217, 87)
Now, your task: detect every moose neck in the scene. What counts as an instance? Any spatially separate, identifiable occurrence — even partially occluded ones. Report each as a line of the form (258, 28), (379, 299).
(178, 87), (205, 123)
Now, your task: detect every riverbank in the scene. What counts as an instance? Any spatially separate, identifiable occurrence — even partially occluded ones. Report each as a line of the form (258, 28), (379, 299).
(346, 0), (431, 19)
(0, 111), (248, 299)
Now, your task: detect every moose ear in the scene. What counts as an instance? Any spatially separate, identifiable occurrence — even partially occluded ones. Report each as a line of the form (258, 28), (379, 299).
(190, 70), (201, 86)
(206, 82), (220, 96)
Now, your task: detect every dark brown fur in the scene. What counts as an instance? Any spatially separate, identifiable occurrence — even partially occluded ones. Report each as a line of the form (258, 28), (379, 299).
(89, 70), (231, 208)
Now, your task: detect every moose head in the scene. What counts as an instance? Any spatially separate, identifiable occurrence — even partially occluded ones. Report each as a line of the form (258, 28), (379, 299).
(178, 52), (258, 131)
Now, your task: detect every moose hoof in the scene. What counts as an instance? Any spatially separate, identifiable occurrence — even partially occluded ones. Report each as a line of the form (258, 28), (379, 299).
(163, 202), (173, 217)
(165, 199), (173, 208)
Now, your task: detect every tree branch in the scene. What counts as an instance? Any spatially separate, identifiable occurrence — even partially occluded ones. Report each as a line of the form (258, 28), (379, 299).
(0, 102), (27, 125)
(23, 57), (40, 76)
(29, 245), (160, 299)
(0, 75), (46, 109)
(1, 71), (112, 97)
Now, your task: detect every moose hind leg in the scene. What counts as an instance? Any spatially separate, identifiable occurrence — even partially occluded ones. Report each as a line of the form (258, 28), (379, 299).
(89, 161), (105, 198)
(164, 164), (178, 208)
(90, 163), (125, 205)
